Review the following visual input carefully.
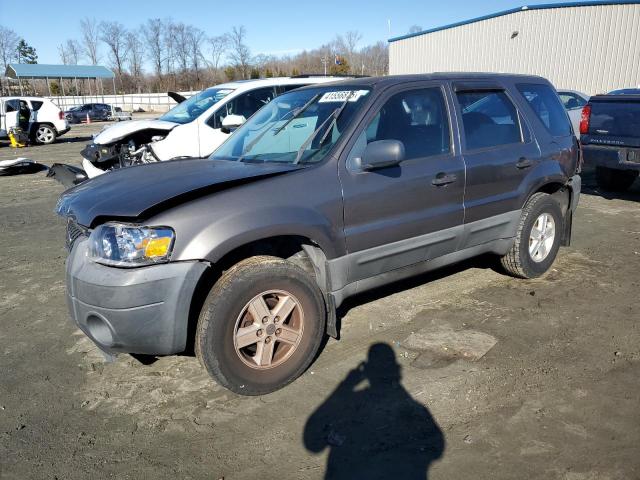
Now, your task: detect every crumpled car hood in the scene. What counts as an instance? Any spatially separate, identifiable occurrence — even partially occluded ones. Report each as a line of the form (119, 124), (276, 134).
(56, 158), (301, 227)
(93, 119), (178, 144)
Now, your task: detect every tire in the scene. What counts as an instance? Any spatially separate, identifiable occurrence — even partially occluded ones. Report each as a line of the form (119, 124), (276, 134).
(500, 192), (563, 279)
(196, 255), (326, 395)
(595, 166), (638, 192)
(34, 124), (57, 145)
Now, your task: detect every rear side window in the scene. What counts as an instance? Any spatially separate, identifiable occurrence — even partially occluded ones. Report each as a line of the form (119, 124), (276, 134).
(559, 93), (586, 110)
(362, 87), (451, 160)
(517, 84), (572, 137)
(456, 90), (522, 150)
(30, 101), (44, 111)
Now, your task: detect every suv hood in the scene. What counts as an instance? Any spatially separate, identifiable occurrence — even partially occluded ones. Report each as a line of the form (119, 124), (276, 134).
(93, 119), (179, 144)
(57, 158), (301, 227)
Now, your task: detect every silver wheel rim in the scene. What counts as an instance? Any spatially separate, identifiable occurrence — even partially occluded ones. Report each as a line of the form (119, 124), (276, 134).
(233, 290), (304, 370)
(529, 213), (555, 262)
(36, 126), (54, 143)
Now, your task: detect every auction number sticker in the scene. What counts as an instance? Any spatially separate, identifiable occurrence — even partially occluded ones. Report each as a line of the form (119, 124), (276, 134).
(318, 90), (369, 103)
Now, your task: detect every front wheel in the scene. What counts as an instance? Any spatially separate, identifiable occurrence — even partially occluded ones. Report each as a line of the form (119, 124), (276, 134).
(500, 192), (563, 279)
(34, 124), (57, 144)
(196, 256), (326, 395)
(595, 167), (638, 192)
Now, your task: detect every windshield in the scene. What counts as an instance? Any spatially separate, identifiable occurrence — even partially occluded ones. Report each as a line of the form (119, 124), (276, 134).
(211, 87), (371, 165)
(160, 88), (234, 124)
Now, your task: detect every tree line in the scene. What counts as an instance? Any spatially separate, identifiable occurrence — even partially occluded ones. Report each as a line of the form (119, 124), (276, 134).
(1, 20), (389, 95)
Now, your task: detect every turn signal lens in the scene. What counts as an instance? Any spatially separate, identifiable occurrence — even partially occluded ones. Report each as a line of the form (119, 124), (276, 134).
(144, 236), (172, 258)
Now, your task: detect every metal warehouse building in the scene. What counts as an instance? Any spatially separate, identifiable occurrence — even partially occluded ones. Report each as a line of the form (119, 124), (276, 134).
(389, 1), (640, 95)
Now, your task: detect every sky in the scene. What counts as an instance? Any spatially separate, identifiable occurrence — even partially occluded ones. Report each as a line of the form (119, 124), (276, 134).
(1, 0), (573, 66)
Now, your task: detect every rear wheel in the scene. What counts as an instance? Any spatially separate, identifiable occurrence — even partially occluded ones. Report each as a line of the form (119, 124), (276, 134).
(34, 124), (57, 144)
(595, 167), (638, 192)
(500, 192), (563, 279)
(196, 256), (326, 395)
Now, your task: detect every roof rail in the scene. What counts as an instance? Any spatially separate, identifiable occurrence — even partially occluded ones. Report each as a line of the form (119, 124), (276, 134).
(290, 74), (370, 78)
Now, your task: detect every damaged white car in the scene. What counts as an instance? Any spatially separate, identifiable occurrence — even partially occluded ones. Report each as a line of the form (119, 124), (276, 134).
(79, 76), (344, 178)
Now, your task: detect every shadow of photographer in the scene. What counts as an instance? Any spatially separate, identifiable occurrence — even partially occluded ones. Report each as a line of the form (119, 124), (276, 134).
(304, 343), (445, 479)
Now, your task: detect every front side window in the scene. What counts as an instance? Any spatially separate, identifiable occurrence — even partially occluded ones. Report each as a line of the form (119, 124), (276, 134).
(5, 99), (19, 112)
(352, 87), (451, 161)
(518, 84), (572, 137)
(208, 87), (276, 129)
(457, 90), (522, 150)
(160, 87), (234, 124)
(211, 87), (371, 165)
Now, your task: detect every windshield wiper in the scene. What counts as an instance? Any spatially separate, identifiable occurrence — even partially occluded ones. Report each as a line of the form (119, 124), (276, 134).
(293, 96), (352, 165)
(237, 93), (322, 163)
(273, 93), (321, 136)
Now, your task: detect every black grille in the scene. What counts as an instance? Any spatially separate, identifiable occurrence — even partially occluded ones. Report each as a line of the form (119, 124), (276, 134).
(66, 220), (87, 251)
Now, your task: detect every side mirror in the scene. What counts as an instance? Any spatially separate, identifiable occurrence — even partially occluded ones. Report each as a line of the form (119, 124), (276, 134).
(221, 114), (246, 134)
(359, 140), (405, 171)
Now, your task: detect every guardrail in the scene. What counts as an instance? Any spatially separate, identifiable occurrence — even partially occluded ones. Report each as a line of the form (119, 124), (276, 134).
(46, 91), (199, 113)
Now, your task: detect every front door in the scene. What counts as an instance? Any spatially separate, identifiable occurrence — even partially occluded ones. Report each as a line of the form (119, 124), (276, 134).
(1, 100), (21, 133)
(339, 84), (466, 282)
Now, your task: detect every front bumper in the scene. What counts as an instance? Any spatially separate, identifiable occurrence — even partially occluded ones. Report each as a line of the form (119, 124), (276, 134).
(66, 238), (207, 355)
(582, 145), (640, 172)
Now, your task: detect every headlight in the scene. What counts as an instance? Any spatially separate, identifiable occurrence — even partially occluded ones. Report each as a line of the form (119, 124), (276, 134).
(88, 223), (175, 267)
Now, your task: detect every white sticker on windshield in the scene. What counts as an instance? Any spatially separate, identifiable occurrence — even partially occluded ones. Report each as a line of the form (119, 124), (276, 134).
(318, 90), (369, 103)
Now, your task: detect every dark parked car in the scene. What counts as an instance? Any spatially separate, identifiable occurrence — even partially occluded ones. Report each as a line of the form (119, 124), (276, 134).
(57, 74), (581, 395)
(65, 103), (112, 123)
(580, 93), (640, 191)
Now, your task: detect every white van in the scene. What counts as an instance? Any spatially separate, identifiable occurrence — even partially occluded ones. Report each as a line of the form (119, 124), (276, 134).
(0, 96), (70, 144)
(80, 76), (345, 177)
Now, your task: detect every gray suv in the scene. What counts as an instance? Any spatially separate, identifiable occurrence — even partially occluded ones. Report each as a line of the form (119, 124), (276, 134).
(57, 74), (581, 395)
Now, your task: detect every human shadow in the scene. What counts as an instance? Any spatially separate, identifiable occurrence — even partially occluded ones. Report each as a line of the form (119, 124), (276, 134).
(303, 343), (445, 479)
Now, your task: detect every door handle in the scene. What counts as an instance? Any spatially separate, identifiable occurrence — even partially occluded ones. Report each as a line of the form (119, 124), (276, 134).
(431, 172), (457, 186)
(516, 157), (532, 169)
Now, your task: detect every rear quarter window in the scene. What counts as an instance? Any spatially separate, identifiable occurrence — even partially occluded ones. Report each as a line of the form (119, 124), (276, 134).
(517, 84), (572, 137)
(30, 101), (44, 111)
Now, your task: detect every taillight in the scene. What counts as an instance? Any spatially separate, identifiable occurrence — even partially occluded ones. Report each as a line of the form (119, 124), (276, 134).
(59, 111), (65, 120)
(579, 104), (591, 135)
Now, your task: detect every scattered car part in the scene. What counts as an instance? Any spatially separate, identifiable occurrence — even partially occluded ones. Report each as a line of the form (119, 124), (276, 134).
(0, 158), (48, 176)
(47, 163), (88, 188)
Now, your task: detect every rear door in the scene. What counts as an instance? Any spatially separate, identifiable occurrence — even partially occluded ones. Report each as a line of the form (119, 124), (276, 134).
(453, 82), (541, 245)
(339, 82), (466, 282)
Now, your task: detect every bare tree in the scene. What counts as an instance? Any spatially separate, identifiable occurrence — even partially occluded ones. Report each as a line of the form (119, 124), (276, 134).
(360, 41), (388, 76)
(228, 25), (251, 79)
(126, 31), (145, 90)
(188, 28), (206, 86)
(58, 39), (82, 65)
(408, 25), (423, 34)
(143, 18), (164, 77)
(80, 18), (100, 64)
(0, 25), (19, 69)
(173, 22), (190, 74)
(100, 21), (128, 76)
(208, 34), (228, 80)
(342, 30), (362, 74)
(163, 21), (177, 87)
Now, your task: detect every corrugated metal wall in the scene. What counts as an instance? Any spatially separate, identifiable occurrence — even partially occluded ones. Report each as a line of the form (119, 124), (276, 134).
(389, 4), (640, 94)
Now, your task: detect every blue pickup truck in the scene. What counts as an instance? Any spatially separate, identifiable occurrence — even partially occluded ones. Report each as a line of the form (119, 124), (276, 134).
(580, 93), (640, 191)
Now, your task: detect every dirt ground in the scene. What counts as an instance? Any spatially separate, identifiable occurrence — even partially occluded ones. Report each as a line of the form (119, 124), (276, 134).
(1, 122), (639, 480)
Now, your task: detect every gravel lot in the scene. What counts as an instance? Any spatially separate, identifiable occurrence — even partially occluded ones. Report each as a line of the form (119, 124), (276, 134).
(1, 121), (639, 479)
